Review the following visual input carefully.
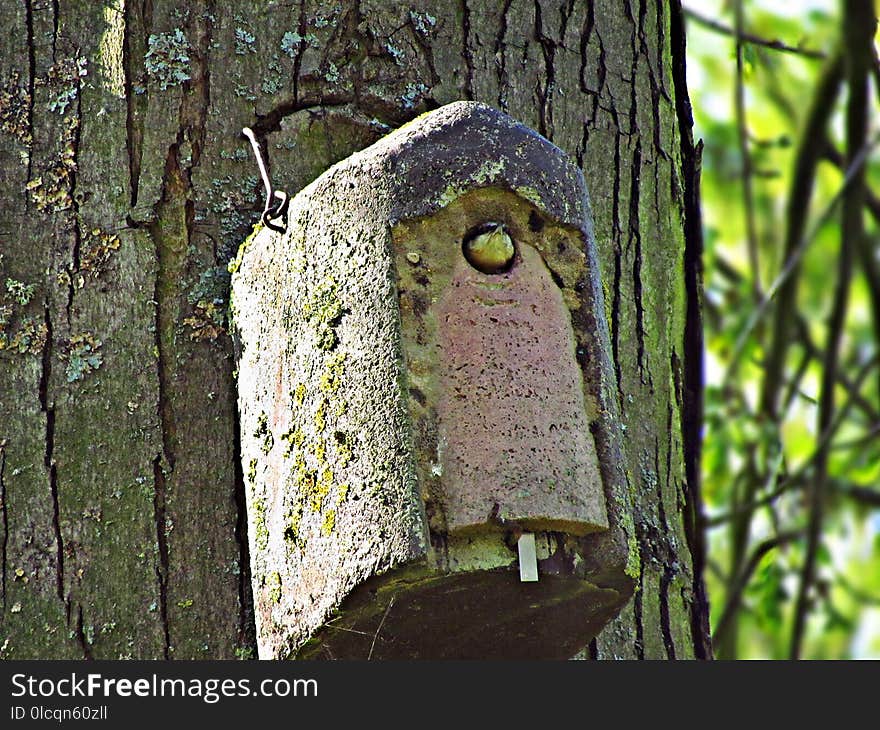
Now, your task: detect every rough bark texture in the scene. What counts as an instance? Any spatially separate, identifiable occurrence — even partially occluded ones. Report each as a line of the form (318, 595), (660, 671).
(0, 0), (707, 659)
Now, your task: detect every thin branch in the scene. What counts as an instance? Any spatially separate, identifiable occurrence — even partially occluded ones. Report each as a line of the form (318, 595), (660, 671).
(322, 625), (373, 637)
(759, 53), (844, 418)
(707, 352), (878, 528)
(780, 331), (813, 412)
(706, 451), (786, 529)
(712, 530), (804, 650)
(734, 0), (763, 300)
(722, 128), (880, 388)
(713, 223), (877, 424)
(833, 481), (880, 507)
(820, 137), (880, 223)
(791, 317), (880, 423)
(718, 452), (764, 658)
(683, 6), (827, 59)
(790, 0), (875, 660)
(367, 596), (395, 660)
(707, 473), (880, 528)
(707, 556), (727, 582)
(783, 353), (878, 501)
(711, 256), (878, 424)
(873, 46), (880, 106)
(829, 422), (880, 451)
(819, 137), (880, 368)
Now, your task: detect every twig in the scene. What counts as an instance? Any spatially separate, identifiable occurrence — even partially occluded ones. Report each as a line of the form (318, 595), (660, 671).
(733, 0), (762, 300)
(783, 353), (877, 496)
(707, 556), (726, 582)
(818, 138), (880, 368)
(722, 128), (880, 388)
(710, 258), (822, 405)
(322, 625), (374, 637)
(820, 137), (880, 223)
(713, 530), (804, 650)
(367, 596), (395, 660)
(759, 53), (844, 418)
(789, 317), (880, 422)
(705, 449), (785, 528)
(708, 351), (878, 529)
(790, 0), (875, 660)
(829, 422), (880, 451)
(780, 333), (813, 412)
(833, 481), (880, 508)
(873, 46), (880, 106)
(683, 6), (827, 59)
(707, 482), (792, 529)
(708, 471), (880, 528)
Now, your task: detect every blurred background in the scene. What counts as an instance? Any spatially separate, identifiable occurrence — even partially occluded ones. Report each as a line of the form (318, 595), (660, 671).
(685, 0), (880, 658)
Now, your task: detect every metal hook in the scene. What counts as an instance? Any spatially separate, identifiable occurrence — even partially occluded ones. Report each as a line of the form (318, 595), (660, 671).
(242, 127), (289, 233)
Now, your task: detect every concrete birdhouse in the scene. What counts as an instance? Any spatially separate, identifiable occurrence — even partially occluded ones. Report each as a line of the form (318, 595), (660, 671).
(230, 101), (636, 659)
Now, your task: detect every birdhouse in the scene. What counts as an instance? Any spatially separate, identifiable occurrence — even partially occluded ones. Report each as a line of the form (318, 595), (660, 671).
(230, 102), (635, 659)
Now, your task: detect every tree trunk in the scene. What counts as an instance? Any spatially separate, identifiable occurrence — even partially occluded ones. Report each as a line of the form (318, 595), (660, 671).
(0, 0), (709, 659)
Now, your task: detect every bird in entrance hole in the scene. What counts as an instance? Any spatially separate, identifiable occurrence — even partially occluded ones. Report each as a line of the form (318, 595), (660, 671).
(462, 223), (515, 274)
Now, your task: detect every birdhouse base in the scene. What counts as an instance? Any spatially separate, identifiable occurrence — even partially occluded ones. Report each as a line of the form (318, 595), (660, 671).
(295, 532), (631, 660)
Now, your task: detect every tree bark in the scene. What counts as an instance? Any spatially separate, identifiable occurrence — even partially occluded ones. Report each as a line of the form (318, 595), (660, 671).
(0, 0), (708, 659)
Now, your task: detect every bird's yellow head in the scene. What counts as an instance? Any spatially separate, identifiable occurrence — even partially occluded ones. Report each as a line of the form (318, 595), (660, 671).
(463, 223), (515, 274)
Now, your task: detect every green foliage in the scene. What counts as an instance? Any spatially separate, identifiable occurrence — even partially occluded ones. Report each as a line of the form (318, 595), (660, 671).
(690, 0), (880, 659)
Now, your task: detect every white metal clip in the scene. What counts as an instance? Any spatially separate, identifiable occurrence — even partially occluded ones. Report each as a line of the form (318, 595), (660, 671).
(518, 533), (539, 582)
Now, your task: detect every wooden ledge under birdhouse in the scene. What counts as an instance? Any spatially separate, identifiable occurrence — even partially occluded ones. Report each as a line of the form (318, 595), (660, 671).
(296, 531), (631, 660)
